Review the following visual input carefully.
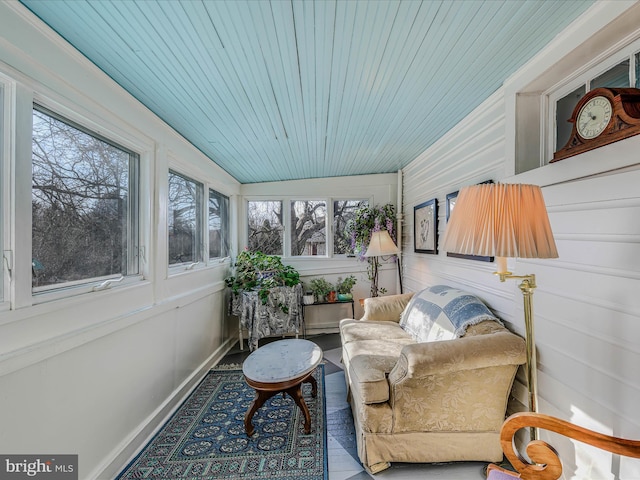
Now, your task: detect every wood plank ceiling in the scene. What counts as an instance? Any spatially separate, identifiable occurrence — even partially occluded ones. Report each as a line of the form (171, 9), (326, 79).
(20, 0), (594, 184)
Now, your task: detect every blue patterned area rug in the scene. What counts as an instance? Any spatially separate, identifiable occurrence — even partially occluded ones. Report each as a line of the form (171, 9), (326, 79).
(116, 365), (327, 479)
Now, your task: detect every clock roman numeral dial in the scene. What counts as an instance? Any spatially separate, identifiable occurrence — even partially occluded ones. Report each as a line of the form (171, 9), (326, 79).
(577, 96), (612, 140)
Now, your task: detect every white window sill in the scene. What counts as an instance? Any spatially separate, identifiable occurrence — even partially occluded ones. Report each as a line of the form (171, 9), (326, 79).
(31, 274), (145, 306)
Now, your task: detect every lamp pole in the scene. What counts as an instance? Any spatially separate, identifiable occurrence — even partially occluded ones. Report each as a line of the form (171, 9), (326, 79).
(497, 270), (538, 441)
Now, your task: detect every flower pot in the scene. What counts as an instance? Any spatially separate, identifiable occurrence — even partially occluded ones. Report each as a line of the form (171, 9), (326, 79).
(303, 294), (315, 305)
(337, 293), (352, 301)
(327, 291), (337, 303)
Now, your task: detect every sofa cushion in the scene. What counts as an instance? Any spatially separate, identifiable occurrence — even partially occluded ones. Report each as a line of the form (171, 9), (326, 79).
(399, 285), (500, 342)
(343, 338), (413, 404)
(340, 319), (415, 345)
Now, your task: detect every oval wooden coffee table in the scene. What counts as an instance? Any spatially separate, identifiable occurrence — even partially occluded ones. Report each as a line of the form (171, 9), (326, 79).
(242, 338), (323, 436)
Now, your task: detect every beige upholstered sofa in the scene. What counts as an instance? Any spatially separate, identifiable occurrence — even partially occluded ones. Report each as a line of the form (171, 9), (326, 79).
(339, 285), (527, 474)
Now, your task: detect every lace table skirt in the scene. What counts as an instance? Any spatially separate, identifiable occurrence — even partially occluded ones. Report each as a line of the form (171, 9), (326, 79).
(230, 284), (303, 351)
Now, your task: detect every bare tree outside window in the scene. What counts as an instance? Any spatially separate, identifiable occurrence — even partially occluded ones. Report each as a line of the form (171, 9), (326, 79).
(32, 107), (138, 289)
(247, 201), (283, 255)
(168, 171), (202, 265)
(334, 200), (368, 255)
(209, 189), (229, 259)
(290, 200), (326, 256)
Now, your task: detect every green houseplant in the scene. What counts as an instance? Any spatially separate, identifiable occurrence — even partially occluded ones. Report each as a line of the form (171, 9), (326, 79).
(225, 250), (300, 305)
(345, 203), (397, 297)
(335, 275), (357, 301)
(309, 278), (333, 303)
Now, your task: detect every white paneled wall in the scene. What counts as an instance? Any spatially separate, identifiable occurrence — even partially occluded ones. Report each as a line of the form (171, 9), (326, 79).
(540, 172), (640, 423)
(402, 28), (640, 480)
(402, 89), (509, 298)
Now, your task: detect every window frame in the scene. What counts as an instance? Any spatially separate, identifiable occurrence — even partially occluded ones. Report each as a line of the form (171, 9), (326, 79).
(208, 187), (230, 261)
(244, 196), (371, 259)
(167, 169), (204, 271)
(0, 79), (7, 309)
(332, 199), (369, 257)
(545, 39), (640, 164)
(246, 199), (285, 256)
(289, 198), (327, 258)
(29, 103), (143, 304)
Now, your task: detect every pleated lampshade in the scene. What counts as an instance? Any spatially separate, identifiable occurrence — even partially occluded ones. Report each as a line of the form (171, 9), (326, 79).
(442, 183), (558, 270)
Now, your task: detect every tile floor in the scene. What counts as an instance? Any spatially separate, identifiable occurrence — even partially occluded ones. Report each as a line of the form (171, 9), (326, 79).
(219, 334), (491, 480)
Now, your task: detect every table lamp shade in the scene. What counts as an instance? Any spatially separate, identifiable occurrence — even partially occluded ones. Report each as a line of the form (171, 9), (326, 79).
(365, 230), (400, 257)
(442, 183), (558, 261)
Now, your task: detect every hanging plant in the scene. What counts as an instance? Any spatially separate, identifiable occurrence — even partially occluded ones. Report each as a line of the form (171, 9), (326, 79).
(345, 203), (397, 297)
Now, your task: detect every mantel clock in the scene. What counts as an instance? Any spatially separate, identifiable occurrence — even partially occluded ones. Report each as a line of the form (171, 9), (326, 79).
(552, 87), (640, 162)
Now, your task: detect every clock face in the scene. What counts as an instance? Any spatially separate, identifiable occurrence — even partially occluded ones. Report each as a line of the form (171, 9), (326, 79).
(576, 95), (612, 140)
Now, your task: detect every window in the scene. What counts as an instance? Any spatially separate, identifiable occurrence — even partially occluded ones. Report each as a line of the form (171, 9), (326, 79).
(0, 84), (4, 302)
(246, 198), (373, 257)
(168, 170), (202, 266)
(555, 85), (585, 151)
(591, 59), (630, 89)
(333, 199), (368, 255)
(290, 200), (326, 256)
(247, 200), (283, 255)
(551, 51), (639, 158)
(31, 106), (139, 290)
(208, 189), (229, 259)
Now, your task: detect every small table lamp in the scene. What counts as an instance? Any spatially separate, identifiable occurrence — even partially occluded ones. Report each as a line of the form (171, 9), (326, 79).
(442, 183), (558, 439)
(364, 230), (402, 295)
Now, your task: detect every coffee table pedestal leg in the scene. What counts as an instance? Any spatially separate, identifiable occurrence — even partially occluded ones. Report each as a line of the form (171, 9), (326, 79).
(244, 389), (275, 437)
(244, 374), (318, 436)
(304, 375), (318, 398)
(286, 384), (312, 434)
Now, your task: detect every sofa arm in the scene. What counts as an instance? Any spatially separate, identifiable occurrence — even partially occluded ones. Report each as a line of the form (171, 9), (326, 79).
(361, 292), (415, 322)
(389, 331), (526, 381)
(387, 331), (526, 433)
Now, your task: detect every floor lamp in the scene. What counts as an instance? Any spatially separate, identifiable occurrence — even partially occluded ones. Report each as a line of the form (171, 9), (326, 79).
(365, 230), (402, 294)
(442, 183), (558, 440)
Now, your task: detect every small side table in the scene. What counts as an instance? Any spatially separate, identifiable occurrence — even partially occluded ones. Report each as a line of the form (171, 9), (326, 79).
(302, 299), (355, 332)
(303, 299), (355, 317)
(242, 339), (323, 436)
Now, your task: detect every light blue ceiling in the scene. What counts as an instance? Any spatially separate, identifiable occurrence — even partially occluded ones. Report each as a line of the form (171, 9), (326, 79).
(20, 0), (594, 184)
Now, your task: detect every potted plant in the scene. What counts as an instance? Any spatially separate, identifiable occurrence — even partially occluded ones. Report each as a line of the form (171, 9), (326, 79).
(335, 275), (357, 301)
(309, 277), (333, 303)
(345, 203), (397, 297)
(302, 284), (315, 305)
(225, 249), (300, 305)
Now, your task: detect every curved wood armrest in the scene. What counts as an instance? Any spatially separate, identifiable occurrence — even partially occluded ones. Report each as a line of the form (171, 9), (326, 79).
(501, 412), (640, 480)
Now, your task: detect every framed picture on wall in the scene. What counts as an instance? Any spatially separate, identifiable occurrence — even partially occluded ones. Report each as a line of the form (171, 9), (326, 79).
(414, 198), (437, 254)
(445, 188), (494, 263)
